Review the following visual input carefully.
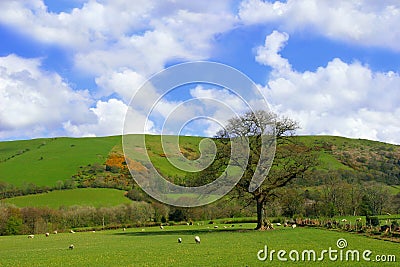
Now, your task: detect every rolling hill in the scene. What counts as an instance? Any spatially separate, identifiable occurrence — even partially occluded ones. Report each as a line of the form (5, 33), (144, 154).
(1, 134), (399, 208)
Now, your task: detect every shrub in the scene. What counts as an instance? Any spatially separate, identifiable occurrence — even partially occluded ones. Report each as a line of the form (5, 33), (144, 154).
(366, 216), (380, 227)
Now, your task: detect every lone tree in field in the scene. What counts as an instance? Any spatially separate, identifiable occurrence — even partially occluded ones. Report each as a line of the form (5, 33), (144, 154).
(215, 110), (315, 230)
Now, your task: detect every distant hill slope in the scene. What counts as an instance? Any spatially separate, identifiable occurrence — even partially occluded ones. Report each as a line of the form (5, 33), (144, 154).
(1, 135), (399, 191)
(295, 136), (400, 187)
(0, 136), (120, 186)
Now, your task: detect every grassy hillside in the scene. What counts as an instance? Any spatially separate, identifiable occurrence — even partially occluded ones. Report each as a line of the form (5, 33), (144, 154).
(0, 136), (120, 186)
(1, 134), (399, 191)
(1, 188), (131, 208)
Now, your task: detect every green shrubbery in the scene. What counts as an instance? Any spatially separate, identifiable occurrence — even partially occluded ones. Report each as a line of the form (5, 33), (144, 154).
(0, 202), (154, 235)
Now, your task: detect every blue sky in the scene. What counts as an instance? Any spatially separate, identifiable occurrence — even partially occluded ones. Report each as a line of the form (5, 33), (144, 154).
(0, 0), (400, 144)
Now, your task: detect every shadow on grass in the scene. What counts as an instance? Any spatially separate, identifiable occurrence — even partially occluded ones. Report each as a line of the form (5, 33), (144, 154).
(113, 228), (253, 237)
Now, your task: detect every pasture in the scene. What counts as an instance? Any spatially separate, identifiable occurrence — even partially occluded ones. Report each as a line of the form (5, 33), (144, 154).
(0, 225), (398, 266)
(1, 188), (131, 208)
(0, 136), (120, 186)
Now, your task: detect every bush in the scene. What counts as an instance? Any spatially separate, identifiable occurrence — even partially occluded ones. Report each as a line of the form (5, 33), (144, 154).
(366, 216), (380, 227)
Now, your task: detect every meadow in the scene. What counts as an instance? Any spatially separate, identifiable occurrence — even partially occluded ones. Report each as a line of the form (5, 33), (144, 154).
(1, 188), (131, 208)
(0, 136), (120, 186)
(0, 225), (398, 266)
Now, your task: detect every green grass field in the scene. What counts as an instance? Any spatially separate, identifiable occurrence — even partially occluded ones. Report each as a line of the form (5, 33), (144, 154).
(0, 136), (120, 186)
(1, 188), (131, 208)
(0, 225), (398, 266)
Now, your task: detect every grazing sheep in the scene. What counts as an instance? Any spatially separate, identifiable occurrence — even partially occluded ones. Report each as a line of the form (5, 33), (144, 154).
(283, 222), (288, 227)
(45, 233), (50, 237)
(223, 226), (227, 229)
(292, 224), (297, 229)
(194, 236), (200, 244)
(341, 219), (347, 222)
(69, 244), (74, 250)
(160, 225), (164, 230)
(356, 218), (362, 222)
(92, 230), (96, 233)
(27, 234), (34, 238)
(178, 238), (182, 243)
(186, 222), (190, 226)
(123, 228), (126, 231)
(214, 225), (218, 229)
(53, 230), (58, 234)
(276, 223), (281, 226)
(70, 230), (75, 234)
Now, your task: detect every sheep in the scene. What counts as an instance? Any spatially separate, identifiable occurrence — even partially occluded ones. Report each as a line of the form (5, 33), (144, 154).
(141, 229), (145, 232)
(292, 224), (297, 229)
(214, 225), (218, 229)
(27, 234), (34, 238)
(92, 230), (96, 233)
(194, 236), (200, 244)
(341, 219), (347, 222)
(45, 233), (50, 237)
(70, 230), (75, 234)
(178, 238), (182, 243)
(276, 223), (281, 226)
(160, 225), (164, 230)
(223, 226), (227, 229)
(123, 228), (126, 231)
(69, 244), (74, 250)
(53, 230), (58, 234)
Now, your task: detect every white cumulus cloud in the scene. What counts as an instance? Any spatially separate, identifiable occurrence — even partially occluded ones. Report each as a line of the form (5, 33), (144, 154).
(239, 0), (400, 51)
(259, 31), (400, 144)
(0, 54), (94, 140)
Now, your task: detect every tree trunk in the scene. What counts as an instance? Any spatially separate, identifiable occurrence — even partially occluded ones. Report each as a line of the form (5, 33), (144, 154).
(255, 194), (265, 230)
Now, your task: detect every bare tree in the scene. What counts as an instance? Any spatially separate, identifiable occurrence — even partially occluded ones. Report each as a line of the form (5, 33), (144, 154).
(215, 110), (315, 230)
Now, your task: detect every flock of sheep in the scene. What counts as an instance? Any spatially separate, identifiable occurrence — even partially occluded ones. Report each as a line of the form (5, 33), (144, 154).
(26, 221), (299, 250)
(26, 225), (204, 249)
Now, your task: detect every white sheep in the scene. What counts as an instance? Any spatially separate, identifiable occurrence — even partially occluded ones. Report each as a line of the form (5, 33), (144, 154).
(123, 228), (126, 231)
(214, 225), (218, 229)
(160, 225), (164, 230)
(69, 244), (74, 250)
(276, 223), (281, 226)
(178, 237), (182, 243)
(70, 230), (75, 234)
(27, 234), (34, 238)
(45, 232), (50, 237)
(341, 219), (347, 222)
(53, 230), (58, 234)
(194, 236), (201, 244)
(292, 224), (297, 229)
